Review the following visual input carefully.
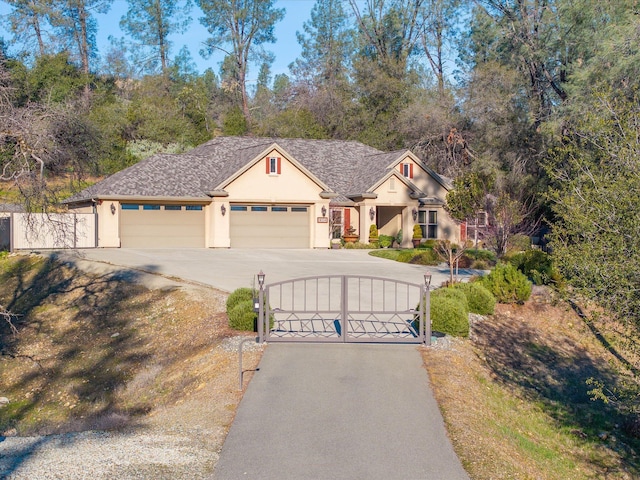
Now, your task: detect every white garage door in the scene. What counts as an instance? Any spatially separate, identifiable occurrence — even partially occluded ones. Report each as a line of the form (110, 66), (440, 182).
(230, 205), (310, 248)
(120, 204), (205, 248)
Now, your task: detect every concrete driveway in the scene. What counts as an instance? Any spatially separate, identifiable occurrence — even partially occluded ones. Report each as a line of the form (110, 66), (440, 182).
(65, 248), (479, 293)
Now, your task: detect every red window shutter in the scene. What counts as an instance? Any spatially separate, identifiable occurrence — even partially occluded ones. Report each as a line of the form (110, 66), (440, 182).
(409, 163), (414, 178)
(277, 157), (282, 174)
(344, 209), (351, 235)
(266, 158), (270, 174)
(399, 163), (403, 173)
(460, 223), (467, 242)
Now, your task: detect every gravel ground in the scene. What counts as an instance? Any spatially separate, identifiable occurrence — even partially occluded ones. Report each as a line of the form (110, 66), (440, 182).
(0, 336), (265, 480)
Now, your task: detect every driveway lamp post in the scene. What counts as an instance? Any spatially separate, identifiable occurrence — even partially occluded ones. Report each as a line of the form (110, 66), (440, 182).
(424, 272), (432, 346)
(257, 271), (265, 342)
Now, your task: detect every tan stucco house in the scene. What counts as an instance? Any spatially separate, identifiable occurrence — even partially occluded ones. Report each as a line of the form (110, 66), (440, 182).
(64, 136), (462, 249)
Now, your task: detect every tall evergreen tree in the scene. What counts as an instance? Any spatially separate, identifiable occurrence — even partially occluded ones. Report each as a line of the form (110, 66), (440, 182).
(197, 0), (284, 123)
(120, 0), (192, 75)
(3, 0), (54, 59)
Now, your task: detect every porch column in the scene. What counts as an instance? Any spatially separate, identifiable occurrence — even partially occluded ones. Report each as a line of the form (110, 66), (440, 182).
(359, 200), (377, 244)
(401, 206), (414, 248)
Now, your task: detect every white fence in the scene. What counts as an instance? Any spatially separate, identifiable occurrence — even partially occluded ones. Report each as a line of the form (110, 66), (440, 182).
(8, 213), (97, 250)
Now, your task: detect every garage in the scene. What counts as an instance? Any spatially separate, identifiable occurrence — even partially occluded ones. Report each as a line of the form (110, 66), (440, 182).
(120, 204), (205, 248)
(229, 204), (310, 248)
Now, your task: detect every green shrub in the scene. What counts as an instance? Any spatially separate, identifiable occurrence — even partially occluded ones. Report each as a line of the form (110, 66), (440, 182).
(343, 241), (377, 249)
(465, 248), (497, 264)
(471, 259), (489, 270)
(508, 249), (563, 286)
(432, 287), (469, 312)
(396, 229), (403, 246)
(422, 239), (436, 249)
(413, 224), (422, 239)
(409, 249), (439, 265)
(481, 263), (532, 304)
(451, 282), (496, 315)
(226, 287), (256, 313)
(228, 299), (257, 331)
(431, 295), (469, 337)
(369, 224), (378, 238)
(396, 250), (415, 263)
(379, 235), (393, 248)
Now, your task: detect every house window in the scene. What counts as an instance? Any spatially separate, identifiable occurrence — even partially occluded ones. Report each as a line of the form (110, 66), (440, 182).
(272, 206), (288, 212)
(231, 205), (247, 211)
(164, 205), (182, 211)
(186, 205), (203, 211)
(143, 204), (161, 211)
(121, 204), (139, 210)
(400, 163), (414, 179)
(419, 210), (438, 239)
(266, 156), (281, 175)
(330, 208), (343, 239)
(291, 207), (308, 212)
(477, 212), (487, 227)
(251, 206), (268, 212)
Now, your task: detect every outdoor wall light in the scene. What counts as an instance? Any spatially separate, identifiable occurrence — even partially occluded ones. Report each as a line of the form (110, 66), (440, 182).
(412, 207), (418, 221)
(369, 207), (375, 221)
(321, 205), (327, 217)
(424, 273), (432, 289)
(257, 271), (266, 288)
(221, 204), (227, 216)
(110, 203), (116, 215)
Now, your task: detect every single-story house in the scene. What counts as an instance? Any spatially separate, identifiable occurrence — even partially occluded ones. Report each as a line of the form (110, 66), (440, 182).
(64, 137), (463, 249)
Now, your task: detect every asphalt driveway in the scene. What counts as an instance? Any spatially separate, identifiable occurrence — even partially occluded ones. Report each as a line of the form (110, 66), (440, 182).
(66, 248), (479, 292)
(213, 343), (469, 480)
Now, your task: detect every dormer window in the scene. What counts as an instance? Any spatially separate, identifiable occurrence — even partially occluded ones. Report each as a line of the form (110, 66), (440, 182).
(266, 156), (282, 175)
(400, 162), (414, 179)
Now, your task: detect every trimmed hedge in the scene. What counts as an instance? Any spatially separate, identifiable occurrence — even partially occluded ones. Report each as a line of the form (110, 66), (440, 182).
(451, 282), (496, 315)
(409, 249), (439, 265)
(226, 287), (256, 313)
(480, 263), (532, 304)
(431, 295), (469, 337)
(228, 299), (257, 331)
(432, 287), (469, 312)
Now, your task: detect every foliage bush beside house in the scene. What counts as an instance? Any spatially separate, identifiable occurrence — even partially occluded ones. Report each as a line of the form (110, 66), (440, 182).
(451, 282), (496, 315)
(481, 263), (532, 304)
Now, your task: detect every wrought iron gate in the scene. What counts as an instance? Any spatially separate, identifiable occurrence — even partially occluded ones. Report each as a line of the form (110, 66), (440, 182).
(257, 275), (430, 345)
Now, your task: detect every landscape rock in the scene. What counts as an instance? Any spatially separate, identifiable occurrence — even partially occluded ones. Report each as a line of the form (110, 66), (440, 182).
(0, 397), (9, 407)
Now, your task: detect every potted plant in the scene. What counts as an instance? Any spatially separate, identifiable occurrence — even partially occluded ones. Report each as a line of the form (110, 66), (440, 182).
(343, 225), (359, 243)
(369, 224), (379, 247)
(412, 224), (422, 248)
(330, 238), (341, 249)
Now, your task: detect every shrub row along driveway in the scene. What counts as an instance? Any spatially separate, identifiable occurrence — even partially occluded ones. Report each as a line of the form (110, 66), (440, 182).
(66, 248), (478, 293)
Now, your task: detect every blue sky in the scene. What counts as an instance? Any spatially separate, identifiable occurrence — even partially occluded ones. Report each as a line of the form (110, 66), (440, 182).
(0, 0), (317, 80)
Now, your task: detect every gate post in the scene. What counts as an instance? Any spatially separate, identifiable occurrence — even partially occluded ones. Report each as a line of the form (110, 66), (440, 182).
(424, 285), (431, 346)
(257, 272), (265, 343)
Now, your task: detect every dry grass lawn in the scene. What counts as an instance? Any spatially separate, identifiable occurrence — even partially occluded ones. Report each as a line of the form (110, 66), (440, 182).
(424, 286), (640, 479)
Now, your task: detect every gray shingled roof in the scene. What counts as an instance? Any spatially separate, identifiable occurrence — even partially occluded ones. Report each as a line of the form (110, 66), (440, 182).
(65, 137), (445, 204)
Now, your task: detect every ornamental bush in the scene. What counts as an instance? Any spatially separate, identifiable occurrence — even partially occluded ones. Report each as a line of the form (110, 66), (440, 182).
(508, 249), (563, 287)
(409, 249), (439, 265)
(226, 287), (256, 313)
(431, 287), (469, 312)
(228, 299), (257, 331)
(430, 295), (469, 337)
(451, 282), (496, 315)
(481, 263), (532, 304)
